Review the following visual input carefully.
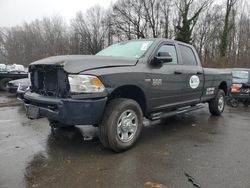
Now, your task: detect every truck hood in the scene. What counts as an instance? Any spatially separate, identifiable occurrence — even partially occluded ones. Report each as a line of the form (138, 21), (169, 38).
(9, 78), (30, 86)
(30, 55), (138, 73)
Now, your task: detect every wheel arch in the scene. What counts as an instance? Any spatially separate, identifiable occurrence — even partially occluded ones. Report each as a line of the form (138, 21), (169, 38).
(108, 85), (147, 115)
(218, 81), (228, 95)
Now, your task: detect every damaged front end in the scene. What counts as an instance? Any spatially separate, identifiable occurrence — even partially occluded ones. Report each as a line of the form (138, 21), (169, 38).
(29, 65), (70, 98)
(24, 64), (107, 126)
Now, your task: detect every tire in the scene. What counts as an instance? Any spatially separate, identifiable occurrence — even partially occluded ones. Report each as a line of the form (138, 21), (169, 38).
(230, 99), (239, 108)
(209, 89), (226, 116)
(226, 97), (233, 106)
(243, 100), (249, 107)
(0, 78), (12, 91)
(98, 98), (143, 152)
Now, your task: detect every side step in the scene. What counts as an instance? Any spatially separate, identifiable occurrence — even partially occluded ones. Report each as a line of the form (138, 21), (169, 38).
(150, 105), (204, 121)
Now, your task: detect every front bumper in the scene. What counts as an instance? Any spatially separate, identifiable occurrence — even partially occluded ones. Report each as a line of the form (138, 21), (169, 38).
(24, 91), (107, 125)
(231, 92), (250, 99)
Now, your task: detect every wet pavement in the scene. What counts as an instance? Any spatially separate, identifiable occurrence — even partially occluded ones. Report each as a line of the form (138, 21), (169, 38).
(0, 92), (21, 107)
(0, 93), (250, 188)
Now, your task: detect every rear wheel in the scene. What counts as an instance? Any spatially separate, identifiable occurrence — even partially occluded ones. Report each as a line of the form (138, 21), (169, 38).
(209, 89), (226, 116)
(0, 78), (12, 91)
(98, 98), (143, 152)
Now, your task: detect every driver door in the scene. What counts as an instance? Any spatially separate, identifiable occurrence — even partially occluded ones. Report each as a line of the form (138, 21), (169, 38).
(149, 43), (186, 112)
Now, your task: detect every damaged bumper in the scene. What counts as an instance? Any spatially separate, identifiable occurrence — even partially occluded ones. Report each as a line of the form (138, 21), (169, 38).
(24, 91), (107, 125)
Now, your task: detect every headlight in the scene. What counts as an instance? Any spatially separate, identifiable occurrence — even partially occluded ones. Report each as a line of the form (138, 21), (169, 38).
(28, 72), (31, 82)
(68, 75), (105, 93)
(17, 84), (30, 92)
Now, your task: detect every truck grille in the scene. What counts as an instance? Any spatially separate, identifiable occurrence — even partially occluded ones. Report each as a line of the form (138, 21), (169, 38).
(29, 65), (70, 98)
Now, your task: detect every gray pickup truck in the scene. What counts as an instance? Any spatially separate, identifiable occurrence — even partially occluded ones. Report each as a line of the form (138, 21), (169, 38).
(24, 39), (232, 152)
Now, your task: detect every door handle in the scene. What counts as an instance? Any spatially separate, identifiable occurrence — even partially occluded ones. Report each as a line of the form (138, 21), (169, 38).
(197, 71), (203, 75)
(174, 71), (182, 75)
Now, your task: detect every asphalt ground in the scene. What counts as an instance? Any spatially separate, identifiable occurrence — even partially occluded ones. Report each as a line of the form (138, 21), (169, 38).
(0, 92), (250, 188)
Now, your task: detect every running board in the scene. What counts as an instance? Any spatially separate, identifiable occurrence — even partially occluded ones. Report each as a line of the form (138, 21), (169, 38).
(150, 105), (204, 121)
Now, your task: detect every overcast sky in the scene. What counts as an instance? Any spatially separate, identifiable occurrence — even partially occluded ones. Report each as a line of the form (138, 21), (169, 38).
(0, 0), (115, 27)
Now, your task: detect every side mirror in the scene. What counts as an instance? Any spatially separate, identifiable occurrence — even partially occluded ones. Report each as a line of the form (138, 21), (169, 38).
(152, 52), (173, 65)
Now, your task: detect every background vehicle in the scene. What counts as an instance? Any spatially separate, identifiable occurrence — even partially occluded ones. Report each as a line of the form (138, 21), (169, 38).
(0, 64), (28, 91)
(7, 78), (30, 100)
(24, 39), (232, 152)
(227, 68), (250, 107)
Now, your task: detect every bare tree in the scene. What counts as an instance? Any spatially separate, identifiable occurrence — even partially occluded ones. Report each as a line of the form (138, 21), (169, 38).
(0, 28), (7, 63)
(72, 5), (107, 54)
(175, 0), (210, 43)
(112, 0), (147, 40)
(219, 0), (238, 58)
(160, 0), (174, 38)
(41, 16), (70, 56)
(0, 1), (250, 68)
(141, 0), (162, 38)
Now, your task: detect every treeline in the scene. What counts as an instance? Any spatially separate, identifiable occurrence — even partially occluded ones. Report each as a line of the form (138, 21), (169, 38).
(0, 0), (249, 68)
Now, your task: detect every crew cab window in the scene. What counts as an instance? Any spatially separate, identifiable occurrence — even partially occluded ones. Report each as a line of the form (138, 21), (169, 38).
(179, 45), (197, 65)
(157, 44), (178, 64)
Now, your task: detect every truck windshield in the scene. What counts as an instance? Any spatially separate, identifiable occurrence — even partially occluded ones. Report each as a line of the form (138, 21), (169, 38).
(96, 40), (154, 58)
(232, 71), (249, 80)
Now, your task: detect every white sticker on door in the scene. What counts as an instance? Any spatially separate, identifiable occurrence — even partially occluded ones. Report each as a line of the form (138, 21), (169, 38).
(206, 87), (215, 95)
(189, 75), (200, 89)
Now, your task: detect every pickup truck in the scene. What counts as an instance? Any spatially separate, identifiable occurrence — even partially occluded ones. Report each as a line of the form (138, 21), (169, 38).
(24, 39), (232, 152)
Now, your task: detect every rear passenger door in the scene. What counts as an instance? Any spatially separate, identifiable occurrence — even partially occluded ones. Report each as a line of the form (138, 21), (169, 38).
(178, 44), (204, 103)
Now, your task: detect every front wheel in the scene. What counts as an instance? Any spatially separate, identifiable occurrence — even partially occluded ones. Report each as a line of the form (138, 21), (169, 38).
(98, 98), (143, 152)
(209, 89), (226, 116)
(230, 98), (239, 108)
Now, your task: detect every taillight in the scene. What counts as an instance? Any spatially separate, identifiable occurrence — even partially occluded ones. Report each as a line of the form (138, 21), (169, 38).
(231, 84), (242, 93)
